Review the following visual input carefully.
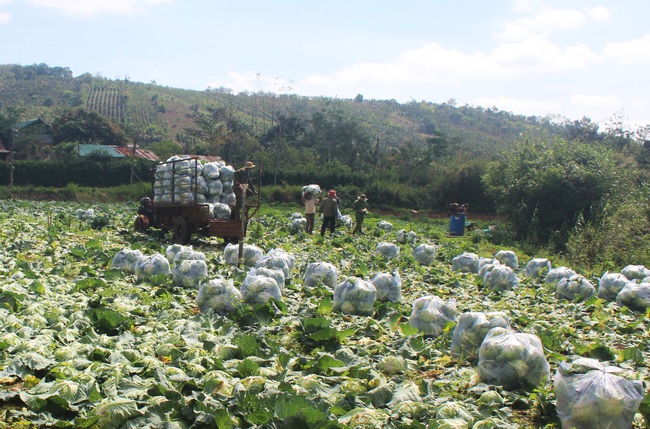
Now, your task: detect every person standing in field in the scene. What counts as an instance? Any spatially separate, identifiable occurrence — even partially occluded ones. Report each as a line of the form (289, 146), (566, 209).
(301, 192), (320, 234)
(352, 194), (368, 235)
(232, 161), (256, 220)
(320, 190), (339, 237)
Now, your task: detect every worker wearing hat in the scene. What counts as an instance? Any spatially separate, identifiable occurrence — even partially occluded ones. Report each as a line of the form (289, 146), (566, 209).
(352, 194), (368, 235)
(232, 161), (256, 220)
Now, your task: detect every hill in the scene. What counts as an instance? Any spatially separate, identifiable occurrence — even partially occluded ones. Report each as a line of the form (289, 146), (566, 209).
(0, 63), (568, 156)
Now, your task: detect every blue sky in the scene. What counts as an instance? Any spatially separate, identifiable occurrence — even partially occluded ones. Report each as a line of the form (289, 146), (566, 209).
(2, 0), (650, 131)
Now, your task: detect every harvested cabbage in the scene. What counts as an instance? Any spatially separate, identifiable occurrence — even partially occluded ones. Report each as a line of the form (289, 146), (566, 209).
(375, 242), (400, 259)
(450, 312), (510, 364)
(290, 217), (307, 233)
(220, 192), (236, 206)
(304, 261), (338, 289)
(224, 243), (263, 266)
(339, 214), (353, 228)
(478, 260), (500, 282)
(554, 358), (644, 429)
(172, 259), (208, 288)
(371, 270), (402, 302)
(412, 244), (436, 265)
(302, 184), (321, 197)
(172, 248), (206, 264)
(396, 229), (417, 245)
(219, 165), (235, 182)
(196, 277), (241, 314)
(545, 266), (577, 286)
(376, 220), (393, 232)
(451, 252), (479, 273)
(524, 258), (551, 278)
(477, 327), (550, 390)
(409, 295), (457, 337)
(202, 162), (222, 180)
(243, 267), (285, 292)
(75, 208), (95, 220)
(111, 248), (144, 273)
(333, 278), (377, 316)
(615, 282), (650, 312)
(240, 273), (283, 305)
(556, 274), (596, 302)
(207, 179), (223, 196)
(135, 253), (171, 280)
(256, 249), (294, 277)
(597, 271), (629, 302)
(620, 264), (650, 281)
(165, 244), (192, 263)
(213, 202), (231, 220)
(494, 250), (518, 270)
(483, 265), (518, 292)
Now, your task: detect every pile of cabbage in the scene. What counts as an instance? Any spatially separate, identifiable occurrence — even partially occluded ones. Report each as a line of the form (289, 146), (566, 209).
(409, 295), (457, 337)
(556, 274), (596, 302)
(375, 242), (400, 259)
(169, 246), (208, 288)
(450, 312), (510, 364)
(111, 248), (171, 280)
(376, 220), (393, 232)
(304, 261), (338, 289)
(476, 327), (550, 390)
(395, 229), (417, 245)
(554, 358), (644, 429)
(370, 270), (402, 302)
(333, 278), (377, 316)
(451, 252), (479, 273)
(152, 156), (238, 217)
(412, 244), (436, 265)
(196, 277), (242, 314)
(289, 213), (307, 233)
(240, 267), (284, 305)
(223, 243), (264, 266)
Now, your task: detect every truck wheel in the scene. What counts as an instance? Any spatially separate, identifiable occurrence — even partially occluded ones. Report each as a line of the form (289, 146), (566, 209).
(173, 217), (192, 244)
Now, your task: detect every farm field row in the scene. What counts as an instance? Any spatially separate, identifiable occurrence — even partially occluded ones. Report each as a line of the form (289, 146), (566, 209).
(0, 199), (647, 428)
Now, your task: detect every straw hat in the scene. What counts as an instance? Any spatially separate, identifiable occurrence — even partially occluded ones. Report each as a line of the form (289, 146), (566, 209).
(243, 161), (256, 169)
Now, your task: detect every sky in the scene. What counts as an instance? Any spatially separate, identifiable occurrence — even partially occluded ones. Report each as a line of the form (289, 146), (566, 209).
(1, 0), (650, 130)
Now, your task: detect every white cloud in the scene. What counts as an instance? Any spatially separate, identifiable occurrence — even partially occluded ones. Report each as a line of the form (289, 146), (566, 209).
(583, 6), (610, 21)
(0, 11), (10, 24)
(603, 34), (650, 65)
(26, 0), (174, 17)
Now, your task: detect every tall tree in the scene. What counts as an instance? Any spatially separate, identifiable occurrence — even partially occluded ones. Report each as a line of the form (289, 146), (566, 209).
(51, 108), (127, 146)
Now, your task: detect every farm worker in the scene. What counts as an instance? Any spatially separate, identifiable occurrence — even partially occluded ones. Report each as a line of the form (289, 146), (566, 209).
(137, 197), (154, 222)
(352, 194), (368, 235)
(319, 190), (339, 237)
(232, 161), (256, 220)
(302, 191), (320, 234)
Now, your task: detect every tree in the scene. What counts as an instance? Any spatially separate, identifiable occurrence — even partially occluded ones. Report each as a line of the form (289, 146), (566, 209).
(482, 137), (634, 249)
(148, 139), (181, 161)
(51, 108), (128, 146)
(0, 107), (25, 150)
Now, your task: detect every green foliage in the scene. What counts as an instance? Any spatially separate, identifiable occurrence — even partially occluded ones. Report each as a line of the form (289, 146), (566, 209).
(566, 188), (650, 270)
(482, 137), (635, 250)
(50, 107), (127, 146)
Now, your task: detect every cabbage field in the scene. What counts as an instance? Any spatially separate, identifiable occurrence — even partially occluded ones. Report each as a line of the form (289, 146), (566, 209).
(0, 199), (648, 428)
